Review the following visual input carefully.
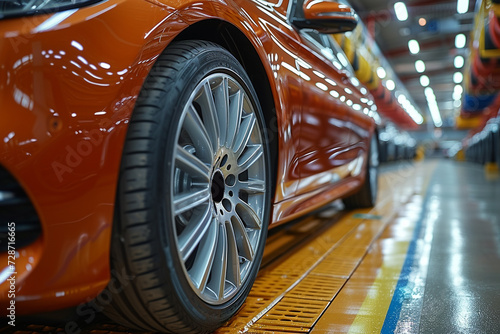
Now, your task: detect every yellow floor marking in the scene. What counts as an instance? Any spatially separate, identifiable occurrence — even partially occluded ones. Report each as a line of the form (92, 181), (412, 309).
(347, 237), (412, 333)
(218, 161), (437, 333)
(312, 161), (437, 333)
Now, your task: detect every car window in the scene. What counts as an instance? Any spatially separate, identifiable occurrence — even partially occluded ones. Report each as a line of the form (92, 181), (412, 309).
(324, 35), (356, 75)
(300, 30), (354, 75)
(300, 30), (337, 63)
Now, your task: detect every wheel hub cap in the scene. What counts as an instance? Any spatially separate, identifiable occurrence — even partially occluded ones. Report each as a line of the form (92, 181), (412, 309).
(211, 170), (225, 203)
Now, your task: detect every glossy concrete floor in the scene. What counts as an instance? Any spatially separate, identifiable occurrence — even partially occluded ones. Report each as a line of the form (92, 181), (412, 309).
(415, 161), (500, 334)
(4, 159), (500, 333)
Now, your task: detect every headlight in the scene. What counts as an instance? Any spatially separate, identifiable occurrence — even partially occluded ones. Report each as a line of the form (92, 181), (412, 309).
(0, 0), (102, 19)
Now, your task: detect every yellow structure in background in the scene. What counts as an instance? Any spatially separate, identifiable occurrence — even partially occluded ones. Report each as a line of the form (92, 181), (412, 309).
(485, 162), (499, 173)
(455, 115), (483, 130)
(457, 0), (500, 128)
(415, 145), (426, 161)
(333, 27), (380, 91)
(456, 149), (466, 161)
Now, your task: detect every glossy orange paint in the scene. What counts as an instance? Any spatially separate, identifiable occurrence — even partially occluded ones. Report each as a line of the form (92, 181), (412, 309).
(0, 0), (188, 314)
(0, 0), (376, 315)
(303, 0), (355, 21)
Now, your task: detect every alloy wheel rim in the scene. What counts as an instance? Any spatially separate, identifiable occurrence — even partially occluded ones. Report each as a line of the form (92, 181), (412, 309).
(171, 72), (266, 305)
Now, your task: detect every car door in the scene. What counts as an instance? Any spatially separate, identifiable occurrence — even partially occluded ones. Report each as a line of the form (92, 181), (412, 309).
(293, 29), (363, 196)
(325, 34), (374, 165)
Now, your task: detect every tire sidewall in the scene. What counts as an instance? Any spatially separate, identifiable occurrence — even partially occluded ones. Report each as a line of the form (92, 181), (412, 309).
(150, 44), (271, 327)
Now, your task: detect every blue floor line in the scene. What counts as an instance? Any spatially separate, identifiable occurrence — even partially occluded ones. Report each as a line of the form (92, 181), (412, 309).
(380, 167), (436, 334)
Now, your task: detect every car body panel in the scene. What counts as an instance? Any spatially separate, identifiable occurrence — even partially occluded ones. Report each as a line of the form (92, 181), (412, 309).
(0, 0), (375, 315)
(0, 0), (187, 314)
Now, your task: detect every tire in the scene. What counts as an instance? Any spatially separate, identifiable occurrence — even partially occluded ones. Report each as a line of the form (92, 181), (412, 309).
(342, 134), (379, 209)
(104, 40), (272, 333)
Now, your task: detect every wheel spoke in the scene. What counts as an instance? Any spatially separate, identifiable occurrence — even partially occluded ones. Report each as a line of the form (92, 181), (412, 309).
(231, 216), (254, 262)
(226, 90), (243, 148)
(236, 200), (262, 230)
(237, 144), (263, 173)
(240, 178), (266, 194)
(196, 82), (220, 151)
(171, 72), (267, 305)
(184, 104), (214, 161)
(175, 145), (210, 181)
(225, 222), (241, 287)
(233, 113), (256, 157)
(189, 218), (218, 291)
(174, 187), (210, 215)
(178, 206), (213, 262)
(213, 78), (229, 147)
(207, 224), (228, 300)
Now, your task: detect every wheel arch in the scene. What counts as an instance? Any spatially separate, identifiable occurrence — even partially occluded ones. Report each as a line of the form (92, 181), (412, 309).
(172, 19), (279, 200)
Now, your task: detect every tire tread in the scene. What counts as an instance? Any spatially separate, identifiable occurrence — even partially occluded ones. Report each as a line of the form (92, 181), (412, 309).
(104, 40), (247, 334)
(343, 136), (378, 209)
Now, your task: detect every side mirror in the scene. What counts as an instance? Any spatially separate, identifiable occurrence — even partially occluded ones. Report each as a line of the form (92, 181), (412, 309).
(291, 0), (358, 34)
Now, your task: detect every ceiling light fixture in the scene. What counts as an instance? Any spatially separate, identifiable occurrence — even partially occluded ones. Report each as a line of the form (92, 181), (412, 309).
(420, 75), (430, 87)
(394, 2), (409, 21)
(419, 18), (427, 26)
(377, 67), (387, 79)
(424, 87), (442, 127)
(408, 39), (420, 54)
(428, 99), (443, 127)
(457, 0), (469, 14)
(455, 34), (466, 48)
(424, 87), (435, 101)
(453, 72), (463, 83)
(415, 60), (426, 73)
(453, 91), (462, 100)
(401, 100), (424, 125)
(386, 80), (395, 91)
(454, 55), (465, 68)
(453, 84), (463, 100)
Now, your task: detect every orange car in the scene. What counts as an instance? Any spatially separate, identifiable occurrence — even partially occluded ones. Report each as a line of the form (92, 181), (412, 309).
(0, 0), (378, 332)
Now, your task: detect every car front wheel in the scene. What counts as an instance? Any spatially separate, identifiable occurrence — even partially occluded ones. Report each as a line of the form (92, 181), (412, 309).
(105, 40), (272, 333)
